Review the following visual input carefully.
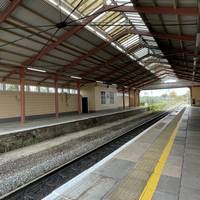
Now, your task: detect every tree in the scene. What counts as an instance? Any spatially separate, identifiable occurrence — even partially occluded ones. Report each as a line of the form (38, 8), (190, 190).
(169, 91), (177, 98)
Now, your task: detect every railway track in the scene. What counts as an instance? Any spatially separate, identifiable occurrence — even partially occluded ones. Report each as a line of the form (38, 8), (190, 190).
(2, 110), (170, 200)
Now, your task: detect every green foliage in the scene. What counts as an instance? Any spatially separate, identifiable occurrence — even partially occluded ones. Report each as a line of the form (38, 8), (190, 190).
(140, 93), (190, 111)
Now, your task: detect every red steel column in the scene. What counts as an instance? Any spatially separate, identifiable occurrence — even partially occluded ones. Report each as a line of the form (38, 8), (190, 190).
(128, 88), (131, 108)
(122, 87), (125, 109)
(77, 81), (81, 114)
(133, 89), (136, 107)
(54, 75), (59, 118)
(20, 67), (25, 123)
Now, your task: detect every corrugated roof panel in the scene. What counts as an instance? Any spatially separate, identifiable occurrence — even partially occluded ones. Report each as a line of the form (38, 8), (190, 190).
(0, 0), (10, 12)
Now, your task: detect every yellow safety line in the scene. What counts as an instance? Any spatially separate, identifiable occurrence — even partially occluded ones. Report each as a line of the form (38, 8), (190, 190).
(139, 122), (180, 200)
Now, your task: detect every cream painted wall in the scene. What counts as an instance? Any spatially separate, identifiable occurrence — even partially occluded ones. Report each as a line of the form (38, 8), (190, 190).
(0, 83), (132, 119)
(80, 84), (96, 111)
(81, 83), (129, 111)
(191, 86), (200, 106)
(0, 91), (20, 118)
(0, 91), (78, 119)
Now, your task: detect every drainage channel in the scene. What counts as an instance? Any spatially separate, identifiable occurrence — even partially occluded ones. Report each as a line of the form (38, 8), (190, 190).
(3, 111), (169, 200)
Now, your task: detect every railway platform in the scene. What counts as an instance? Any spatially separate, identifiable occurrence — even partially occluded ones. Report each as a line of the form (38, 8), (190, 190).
(153, 106), (200, 200)
(44, 106), (191, 200)
(0, 107), (146, 153)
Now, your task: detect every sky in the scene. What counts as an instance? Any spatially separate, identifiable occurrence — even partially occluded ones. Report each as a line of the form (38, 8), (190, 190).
(140, 87), (190, 97)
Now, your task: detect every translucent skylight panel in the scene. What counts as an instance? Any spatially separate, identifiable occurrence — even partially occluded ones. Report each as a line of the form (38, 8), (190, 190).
(92, 12), (107, 22)
(160, 59), (168, 63)
(126, 12), (141, 18)
(153, 49), (162, 55)
(113, 0), (133, 6)
(147, 63), (159, 69)
(141, 55), (155, 63)
(104, 17), (126, 33)
(146, 40), (157, 46)
(121, 35), (139, 48)
(134, 48), (148, 58)
(49, 0), (173, 79)
(142, 36), (155, 41)
(135, 25), (149, 31)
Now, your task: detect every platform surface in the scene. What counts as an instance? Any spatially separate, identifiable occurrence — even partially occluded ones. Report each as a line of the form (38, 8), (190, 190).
(43, 107), (185, 200)
(153, 106), (200, 200)
(0, 107), (142, 136)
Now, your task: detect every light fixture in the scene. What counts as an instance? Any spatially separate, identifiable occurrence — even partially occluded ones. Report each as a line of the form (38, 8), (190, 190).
(96, 80), (103, 84)
(112, 83), (117, 87)
(163, 79), (176, 83)
(70, 76), (82, 80)
(27, 67), (46, 73)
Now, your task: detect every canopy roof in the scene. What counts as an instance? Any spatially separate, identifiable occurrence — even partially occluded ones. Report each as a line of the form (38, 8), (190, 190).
(0, 0), (199, 88)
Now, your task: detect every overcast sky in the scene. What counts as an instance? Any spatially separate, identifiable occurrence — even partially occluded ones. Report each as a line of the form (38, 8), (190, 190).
(140, 88), (190, 97)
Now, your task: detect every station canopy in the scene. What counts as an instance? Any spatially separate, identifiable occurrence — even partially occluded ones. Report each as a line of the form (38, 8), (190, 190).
(0, 0), (199, 88)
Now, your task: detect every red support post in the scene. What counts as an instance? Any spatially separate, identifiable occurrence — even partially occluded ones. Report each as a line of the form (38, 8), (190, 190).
(128, 88), (131, 108)
(122, 87), (125, 109)
(133, 90), (136, 107)
(77, 81), (81, 114)
(20, 67), (25, 124)
(54, 75), (59, 118)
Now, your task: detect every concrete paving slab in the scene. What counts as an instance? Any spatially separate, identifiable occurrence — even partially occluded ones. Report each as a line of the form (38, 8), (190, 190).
(170, 144), (185, 157)
(187, 130), (200, 136)
(114, 142), (151, 162)
(181, 170), (200, 190)
(183, 154), (200, 166)
(185, 148), (200, 156)
(165, 155), (183, 167)
(163, 164), (182, 178)
(157, 175), (180, 195)
(54, 173), (116, 200)
(162, 155), (183, 178)
(185, 143), (200, 150)
(134, 132), (159, 144)
(94, 158), (135, 181)
(152, 191), (178, 200)
(174, 139), (185, 145)
(179, 186), (200, 200)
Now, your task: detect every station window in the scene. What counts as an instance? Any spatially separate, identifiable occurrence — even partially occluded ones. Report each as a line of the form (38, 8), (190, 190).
(110, 92), (114, 104)
(101, 91), (106, 104)
(48, 87), (55, 93)
(117, 92), (123, 96)
(70, 89), (75, 94)
(40, 86), (48, 93)
(29, 85), (38, 92)
(63, 88), (70, 93)
(0, 83), (4, 91)
(5, 84), (19, 91)
(58, 88), (63, 93)
(73, 89), (78, 94)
